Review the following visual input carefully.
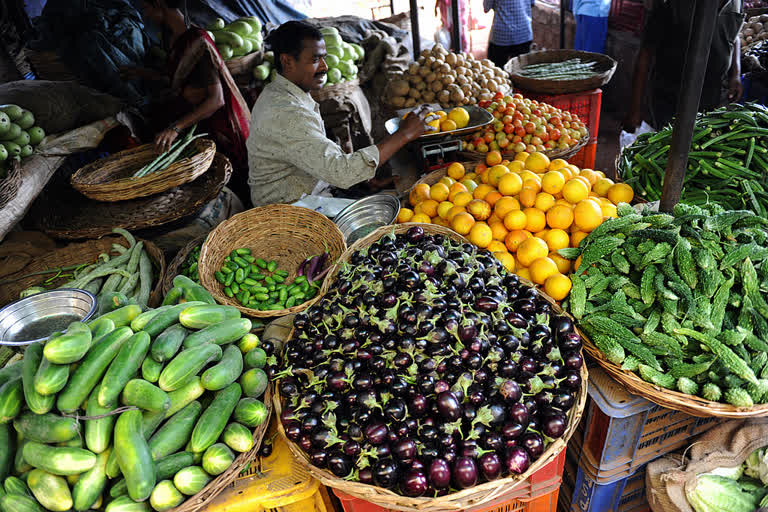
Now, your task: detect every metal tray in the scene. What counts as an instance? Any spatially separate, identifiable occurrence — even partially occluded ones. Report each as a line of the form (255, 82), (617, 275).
(385, 105), (494, 140)
(334, 194), (400, 245)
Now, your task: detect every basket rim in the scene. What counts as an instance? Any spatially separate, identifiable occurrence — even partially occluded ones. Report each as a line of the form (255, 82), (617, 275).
(198, 204), (347, 318)
(459, 133), (589, 162)
(504, 50), (618, 95)
(162, 233), (210, 296)
(279, 223), (588, 512)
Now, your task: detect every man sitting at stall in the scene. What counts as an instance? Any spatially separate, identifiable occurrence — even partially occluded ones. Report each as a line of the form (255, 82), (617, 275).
(246, 21), (434, 207)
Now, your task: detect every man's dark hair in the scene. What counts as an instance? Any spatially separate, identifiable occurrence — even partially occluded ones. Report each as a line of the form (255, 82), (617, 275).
(265, 21), (322, 72)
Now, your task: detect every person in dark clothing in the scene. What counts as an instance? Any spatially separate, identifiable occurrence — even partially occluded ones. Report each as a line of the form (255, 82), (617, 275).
(624, 0), (745, 130)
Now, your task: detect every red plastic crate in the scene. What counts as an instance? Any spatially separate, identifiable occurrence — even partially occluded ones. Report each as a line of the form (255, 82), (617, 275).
(333, 450), (566, 512)
(567, 142), (597, 169)
(517, 89), (602, 145)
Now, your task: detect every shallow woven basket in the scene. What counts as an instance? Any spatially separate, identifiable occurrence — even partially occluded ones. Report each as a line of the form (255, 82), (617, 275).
(279, 223), (589, 512)
(198, 205), (347, 318)
(504, 50), (617, 95)
(583, 337), (768, 418)
(162, 234), (209, 295)
(0, 235), (166, 309)
(70, 138), (216, 202)
(311, 77), (361, 102)
(170, 385), (272, 512)
(31, 152), (232, 240)
(458, 133), (589, 163)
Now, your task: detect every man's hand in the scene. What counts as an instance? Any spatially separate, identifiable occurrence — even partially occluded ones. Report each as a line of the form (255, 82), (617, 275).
(397, 105), (439, 143)
(154, 128), (179, 153)
(728, 75), (744, 103)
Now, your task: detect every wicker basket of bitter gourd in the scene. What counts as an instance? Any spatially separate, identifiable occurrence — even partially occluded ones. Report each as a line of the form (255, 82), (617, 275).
(558, 201), (768, 418)
(619, 102), (768, 215)
(0, 278), (273, 512)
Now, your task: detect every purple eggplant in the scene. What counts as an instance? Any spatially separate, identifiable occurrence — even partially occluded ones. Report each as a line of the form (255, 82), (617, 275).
(452, 457), (478, 489)
(505, 446), (531, 474)
(428, 458), (451, 489)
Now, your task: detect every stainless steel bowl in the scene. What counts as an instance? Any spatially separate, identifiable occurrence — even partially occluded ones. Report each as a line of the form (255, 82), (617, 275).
(0, 289), (97, 346)
(334, 194), (401, 245)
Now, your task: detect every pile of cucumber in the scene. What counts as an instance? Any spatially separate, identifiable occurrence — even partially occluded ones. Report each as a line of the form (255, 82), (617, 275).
(562, 202), (768, 407)
(0, 276), (272, 512)
(215, 248), (319, 311)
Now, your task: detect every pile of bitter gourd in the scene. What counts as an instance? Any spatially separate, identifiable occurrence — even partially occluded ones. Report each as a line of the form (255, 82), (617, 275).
(561, 201), (768, 407)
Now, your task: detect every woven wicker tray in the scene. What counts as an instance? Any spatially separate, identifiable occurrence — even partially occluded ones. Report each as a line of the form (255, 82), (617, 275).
(30, 152), (232, 240)
(70, 139), (216, 202)
(0, 235), (166, 309)
(504, 50), (617, 95)
(161, 234), (208, 295)
(278, 223), (589, 512)
(458, 133), (589, 163)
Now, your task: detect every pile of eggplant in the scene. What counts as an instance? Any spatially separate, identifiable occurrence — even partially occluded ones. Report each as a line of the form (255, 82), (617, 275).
(275, 226), (583, 497)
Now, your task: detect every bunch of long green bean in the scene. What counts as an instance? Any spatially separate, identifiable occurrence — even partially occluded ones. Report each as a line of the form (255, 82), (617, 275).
(133, 125), (207, 178)
(517, 59), (599, 80)
(619, 102), (768, 215)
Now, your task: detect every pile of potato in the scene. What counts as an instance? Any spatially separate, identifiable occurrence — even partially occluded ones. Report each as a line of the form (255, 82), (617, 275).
(385, 44), (509, 109)
(740, 14), (768, 51)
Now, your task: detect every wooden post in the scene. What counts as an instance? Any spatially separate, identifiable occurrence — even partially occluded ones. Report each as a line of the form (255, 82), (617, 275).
(451, 0), (462, 52)
(659, 0), (718, 212)
(559, 0), (566, 49)
(410, 0), (421, 59)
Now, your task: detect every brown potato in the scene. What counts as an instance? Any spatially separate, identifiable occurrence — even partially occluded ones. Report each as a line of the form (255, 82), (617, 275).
(391, 95), (406, 107)
(408, 63), (420, 75)
(408, 88), (422, 99)
(441, 75), (455, 86)
(405, 97), (417, 107)
(389, 79), (410, 96)
(487, 79), (498, 92)
(426, 72), (438, 83)
(431, 80), (444, 92)
(422, 90), (436, 102)
(437, 90), (451, 104)
(416, 80), (427, 91)
(450, 88), (465, 103)
(445, 53), (457, 66)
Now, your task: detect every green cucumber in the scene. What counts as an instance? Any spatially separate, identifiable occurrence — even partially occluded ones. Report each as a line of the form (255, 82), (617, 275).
(143, 303), (203, 338)
(84, 386), (115, 454)
(178, 304), (240, 329)
(158, 343), (222, 392)
(105, 495), (151, 511)
(244, 347), (267, 369)
(201, 443), (234, 475)
(148, 401), (202, 460)
(21, 344), (54, 414)
(22, 442), (96, 475)
(4, 475), (30, 495)
(72, 449), (109, 510)
(89, 304), (142, 330)
(164, 376), (205, 419)
(149, 480), (184, 511)
(14, 438), (31, 475)
(97, 331), (150, 407)
(121, 379), (170, 412)
(114, 409), (155, 501)
(182, 318), (252, 348)
(0, 493), (44, 512)
(56, 326), (133, 413)
(201, 345), (243, 391)
(238, 333), (260, 353)
(13, 412), (78, 444)
(0, 362), (22, 389)
(222, 422), (253, 452)
(173, 466), (211, 495)
(27, 469), (72, 511)
(43, 322), (92, 364)
(0, 424), (11, 481)
(90, 317), (115, 339)
(150, 324), (187, 363)
(110, 452), (195, 498)
(141, 357), (163, 383)
(240, 368), (268, 398)
(130, 305), (171, 332)
(189, 383), (241, 452)
(0, 378), (22, 424)
(33, 358), (68, 396)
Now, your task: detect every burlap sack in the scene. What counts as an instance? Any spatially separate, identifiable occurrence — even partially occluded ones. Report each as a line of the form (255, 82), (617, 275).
(646, 419), (768, 512)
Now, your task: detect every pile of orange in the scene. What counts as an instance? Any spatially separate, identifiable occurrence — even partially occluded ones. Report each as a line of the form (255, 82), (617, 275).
(397, 150), (635, 301)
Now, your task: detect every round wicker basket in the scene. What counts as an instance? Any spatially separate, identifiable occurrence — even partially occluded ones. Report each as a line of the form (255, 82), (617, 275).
(162, 234), (209, 295)
(277, 223), (588, 512)
(198, 205), (347, 318)
(311, 78), (361, 102)
(70, 139), (216, 202)
(504, 50), (617, 95)
(0, 235), (166, 309)
(458, 133), (589, 163)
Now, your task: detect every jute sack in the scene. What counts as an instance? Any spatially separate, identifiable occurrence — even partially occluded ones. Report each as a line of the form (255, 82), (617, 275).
(646, 419), (768, 512)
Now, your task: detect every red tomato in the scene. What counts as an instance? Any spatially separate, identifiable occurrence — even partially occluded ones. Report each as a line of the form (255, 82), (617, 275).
(514, 126), (526, 137)
(524, 122), (536, 134)
(502, 115), (514, 124)
(484, 132), (495, 143)
(498, 138), (510, 149)
(504, 124), (515, 135)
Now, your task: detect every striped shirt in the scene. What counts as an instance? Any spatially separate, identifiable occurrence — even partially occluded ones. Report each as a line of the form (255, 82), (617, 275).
(484, 0), (535, 46)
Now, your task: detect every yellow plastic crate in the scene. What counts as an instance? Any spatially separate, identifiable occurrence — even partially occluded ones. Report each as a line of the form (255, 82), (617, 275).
(201, 424), (333, 512)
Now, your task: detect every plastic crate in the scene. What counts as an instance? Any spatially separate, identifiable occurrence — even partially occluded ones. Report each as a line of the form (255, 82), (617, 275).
(202, 427), (333, 512)
(334, 485), (560, 512)
(516, 89), (602, 145)
(569, 367), (720, 479)
(567, 142), (596, 169)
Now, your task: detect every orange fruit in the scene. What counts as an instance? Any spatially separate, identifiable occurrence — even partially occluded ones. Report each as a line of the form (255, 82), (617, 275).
(410, 213), (431, 223)
(448, 182), (469, 202)
(595, 170), (606, 179)
(486, 150), (503, 166)
(523, 207), (546, 233)
(427, 117), (441, 131)
(430, 182), (450, 202)
(534, 192), (556, 212)
(469, 222), (493, 248)
(541, 171), (566, 195)
(514, 151), (529, 162)
(440, 119), (458, 131)
(562, 178), (590, 204)
(461, 179), (478, 192)
(574, 255), (583, 272)
(467, 199), (492, 221)
(432, 216), (450, 227)
(409, 183), (431, 206)
(497, 173), (523, 197)
(446, 205), (467, 222)
(488, 240), (507, 253)
(579, 169), (599, 186)
(437, 201), (454, 219)
(504, 210), (528, 231)
(397, 208), (414, 223)
(516, 237), (549, 267)
(571, 230), (588, 248)
(543, 229), (570, 251)
(525, 152), (551, 172)
(607, 183), (635, 205)
(414, 199), (439, 218)
(529, 257), (559, 285)
(558, 166), (574, 180)
(573, 200), (604, 232)
(494, 196), (521, 219)
(548, 158), (569, 171)
(473, 183), (495, 200)
(451, 212), (476, 235)
(439, 177), (456, 187)
(448, 107), (470, 128)
(447, 162), (466, 180)
(475, 163), (488, 174)
(433, 110), (448, 120)
(516, 267), (532, 281)
(452, 191), (473, 207)
(519, 187), (537, 208)
(493, 251), (516, 272)
(601, 202), (618, 218)
(544, 273), (572, 301)
(507, 160), (525, 173)
(484, 191), (503, 207)
(546, 204), (575, 230)
(549, 252), (572, 274)
(465, 172), (478, 181)
(490, 221), (509, 241)
(505, 229), (532, 252)
(487, 212), (501, 225)
(573, 175), (592, 189)
(488, 165), (510, 187)
(593, 177), (615, 197)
